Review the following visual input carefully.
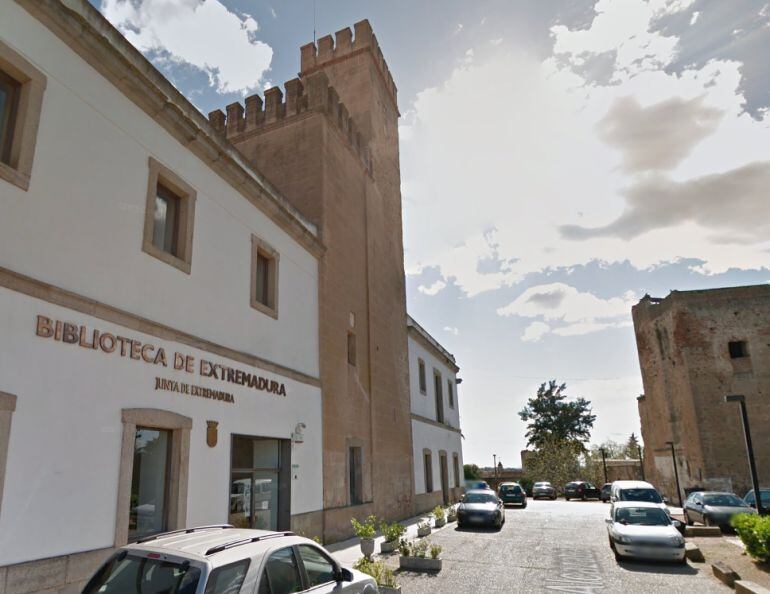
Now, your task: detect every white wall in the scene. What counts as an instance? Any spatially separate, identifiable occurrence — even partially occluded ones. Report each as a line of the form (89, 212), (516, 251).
(0, 289), (323, 566)
(407, 334), (460, 428)
(411, 420), (464, 495)
(0, 1), (319, 378)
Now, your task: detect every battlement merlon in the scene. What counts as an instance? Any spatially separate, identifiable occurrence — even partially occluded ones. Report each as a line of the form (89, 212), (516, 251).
(207, 72), (372, 174)
(299, 20), (398, 113)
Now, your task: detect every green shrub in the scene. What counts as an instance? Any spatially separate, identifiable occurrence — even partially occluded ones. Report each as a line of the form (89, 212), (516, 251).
(412, 539), (429, 558)
(351, 515), (377, 539)
(380, 520), (406, 543)
(731, 513), (770, 562)
(432, 505), (446, 521)
(430, 544), (442, 559)
(353, 558), (399, 587)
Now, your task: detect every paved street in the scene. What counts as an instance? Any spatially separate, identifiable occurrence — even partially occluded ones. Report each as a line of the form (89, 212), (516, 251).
(396, 499), (728, 594)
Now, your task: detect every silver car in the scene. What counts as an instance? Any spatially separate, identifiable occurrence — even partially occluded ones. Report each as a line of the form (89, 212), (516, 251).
(532, 481), (557, 500)
(684, 491), (755, 528)
(606, 502), (685, 564)
(82, 525), (377, 594)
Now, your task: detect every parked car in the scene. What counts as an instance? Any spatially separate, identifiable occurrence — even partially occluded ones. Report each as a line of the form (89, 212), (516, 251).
(610, 481), (667, 517)
(744, 488), (770, 510)
(82, 525), (377, 594)
(498, 482), (527, 508)
(683, 491), (755, 528)
(606, 502), (685, 564)
(532, 481), (557, 500)
(600, 483), (612, 503)
(465, 479), (492, 491)
(564, 481), (600, 501)
(457, 489), (506, 529)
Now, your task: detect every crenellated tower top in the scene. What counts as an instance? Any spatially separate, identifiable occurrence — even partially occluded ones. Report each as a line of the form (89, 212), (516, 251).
(207, 72), (371, 174)
(299, 19), (397, 111)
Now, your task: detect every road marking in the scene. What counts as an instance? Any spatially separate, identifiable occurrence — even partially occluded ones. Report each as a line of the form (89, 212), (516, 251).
(545, 549), (604, 593)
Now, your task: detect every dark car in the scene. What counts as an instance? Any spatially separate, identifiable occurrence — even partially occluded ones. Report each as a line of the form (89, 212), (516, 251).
(600, 483), (612, 502)
(564, 481), (600, 501)
(683, 491), (755, 528)
(498, 482), (527, 508)
(744, 488), (770, 510)
(457, 489), (506, 529)
(465, 480), (492, 491)
(532, 481), (557, 500)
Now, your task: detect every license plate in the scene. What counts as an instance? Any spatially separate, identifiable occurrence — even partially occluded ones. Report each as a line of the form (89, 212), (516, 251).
(469, 515), (485, 523)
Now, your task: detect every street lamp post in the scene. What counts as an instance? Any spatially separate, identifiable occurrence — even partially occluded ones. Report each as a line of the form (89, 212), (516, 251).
(493, 454), (497, 479)
(725, 395), (765, 515)
(600, 448), (608, 484)
(638, 445), (645, 481)
(665, 441), (683, 508)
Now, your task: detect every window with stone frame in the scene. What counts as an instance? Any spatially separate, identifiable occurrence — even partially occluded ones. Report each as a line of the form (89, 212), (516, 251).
(453, 453), (460, 488)
(728, 340), (748, 359)
(349, 446), (363, 505)
(347, 331), (357, 367)
(250, 235), (279, 318)
(142, 158), (196, 274)
(447, 379), (455, 409)
(424, 450), (433, 493)
(418, 359), (427, 394)
(0, 40), (46, 191)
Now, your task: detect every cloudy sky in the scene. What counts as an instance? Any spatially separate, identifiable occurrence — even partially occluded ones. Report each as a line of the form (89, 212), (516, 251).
(94, 0), (770, 467)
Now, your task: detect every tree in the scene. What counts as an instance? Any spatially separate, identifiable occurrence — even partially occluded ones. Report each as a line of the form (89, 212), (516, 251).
(523, 438), (581, 490)
(625, 432), (641, 459)
(463, 463), (481, 480)
(518, 380), (596, 450)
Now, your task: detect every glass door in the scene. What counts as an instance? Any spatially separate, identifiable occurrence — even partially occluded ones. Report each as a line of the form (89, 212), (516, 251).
(229, 436), (281, 530)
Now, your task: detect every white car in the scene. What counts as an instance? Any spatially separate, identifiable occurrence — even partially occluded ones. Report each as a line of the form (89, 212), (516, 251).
(609, 480), (669, 517)
(82, 525), (378, 594)
(606, 502), (686, 564)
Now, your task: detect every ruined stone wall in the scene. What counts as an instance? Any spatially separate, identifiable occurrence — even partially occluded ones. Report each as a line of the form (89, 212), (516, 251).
(634, 286), (770, 499)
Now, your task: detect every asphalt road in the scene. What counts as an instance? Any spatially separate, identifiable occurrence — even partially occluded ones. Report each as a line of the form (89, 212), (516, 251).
(396, 498), (728, 594)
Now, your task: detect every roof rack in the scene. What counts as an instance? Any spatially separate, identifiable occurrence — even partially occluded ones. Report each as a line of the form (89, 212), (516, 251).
(136, 525), (234, 544)
(205, 531), (295, 556)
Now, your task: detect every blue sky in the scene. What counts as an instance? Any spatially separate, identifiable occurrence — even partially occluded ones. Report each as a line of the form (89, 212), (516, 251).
(95, 0), (770, 467)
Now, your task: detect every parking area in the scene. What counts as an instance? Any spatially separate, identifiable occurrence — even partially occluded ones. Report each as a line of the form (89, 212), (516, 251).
(395, 498), (728, 593)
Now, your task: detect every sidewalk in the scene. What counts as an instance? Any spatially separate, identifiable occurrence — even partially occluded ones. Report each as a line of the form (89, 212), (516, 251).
(326, 512), (448, 565)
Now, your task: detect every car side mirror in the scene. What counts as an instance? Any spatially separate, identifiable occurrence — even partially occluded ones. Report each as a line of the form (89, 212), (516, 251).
(672, 520), (682, 528)
(605, 518), (613, 524)
(663, 497), (670, 505)
(334, 567), (353, 583)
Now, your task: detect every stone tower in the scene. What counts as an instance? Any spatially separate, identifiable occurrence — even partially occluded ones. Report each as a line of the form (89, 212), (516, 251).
(208, 20), (413, 541)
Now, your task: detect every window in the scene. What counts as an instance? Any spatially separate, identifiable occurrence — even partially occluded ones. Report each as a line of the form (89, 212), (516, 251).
(250, 235), (279, 318)
(142, 158), (196, 274)
(434, 370), (444, 424)
(116, 409), (191, 547)
(447, 379), (455, 408)
(0, 71), (20, 165)
(83, 554), (201, 594)
(0, 391), (17, 520)
(129, 427), (171, 540)
(204, 560), (250, 594)
(424, 450), (433, 493)
(453, 453), (460, 488)
(347, 331), (357, 366)
(0, 40), (46, 191)
(297, 545), (336, 587)
(728, 341), (748, 359)
(349, 446), (363, 505)
(418, 359), (426, 394)
(259, 548), (302, 594)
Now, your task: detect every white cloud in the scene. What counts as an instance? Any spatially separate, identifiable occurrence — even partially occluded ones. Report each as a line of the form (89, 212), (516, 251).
(418, 280), (447, 296)
(443, 326), (460, 336)
(490, 38), (504, 46)
(521, 321), (550, 342)
(400, 0), (770, 298)
(101, 0), (273, 94)
(690, 11), (700, 25)
(454, 23), (464, 35)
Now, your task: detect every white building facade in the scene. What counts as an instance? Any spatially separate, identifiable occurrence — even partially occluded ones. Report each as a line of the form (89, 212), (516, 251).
(0, 0), (324, 588)
(407, 316), (464, 513)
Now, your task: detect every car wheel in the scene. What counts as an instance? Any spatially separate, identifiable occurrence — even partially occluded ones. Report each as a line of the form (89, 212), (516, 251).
(614, 548), (623, 563)
(581, 494), (586, 501)
(704, 516), (712, 527)
(684, 511), (693, 526)
(522, 503), (527, 509)
(565, 497), (570, 501)
(552, 495), (556, 500)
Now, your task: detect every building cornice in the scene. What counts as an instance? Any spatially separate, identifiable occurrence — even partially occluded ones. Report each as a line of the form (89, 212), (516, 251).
(406, 315), (459, 373)
(14, 0), (324, 259)
(410, 413), (462, 435)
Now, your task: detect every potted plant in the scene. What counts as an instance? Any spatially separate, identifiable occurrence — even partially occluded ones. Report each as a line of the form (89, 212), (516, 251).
(379, 520), (406, 554)
(447, 505), (457, 523)
(351, 515), (377, 559)
(398, 538), (442, 572)
(432, 505), (446, 528)
(417, 518), (432, 537)
(353, 558), (402, 593)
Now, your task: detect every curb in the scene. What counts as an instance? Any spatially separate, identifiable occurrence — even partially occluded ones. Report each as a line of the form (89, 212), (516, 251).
(686, 526), (723, 537)
(712, 562), (741, 588)
(735, 580), (770, 594)
(685, 542), (705, 562)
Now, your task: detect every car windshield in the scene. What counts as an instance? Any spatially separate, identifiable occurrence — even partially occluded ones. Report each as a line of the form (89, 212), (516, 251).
(501, 485), (520, 492)
(703, 494), (746, 507)
(534, 483), (550, 487)
(747, 490), (770, 504)
(615, 507), (670, 526)
(619, 488), (663, 503)
(464, 492), (498, 504)
(83, 553), (201, 594)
